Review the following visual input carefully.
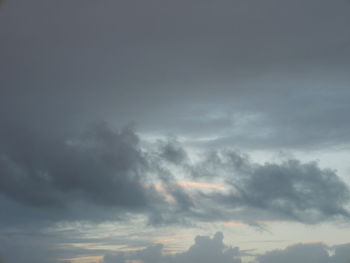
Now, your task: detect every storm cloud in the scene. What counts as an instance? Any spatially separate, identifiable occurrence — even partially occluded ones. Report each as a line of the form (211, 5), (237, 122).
(0, 124), (349, 227)
(0, 123), (155, 214)
(199, 151), (350, 224)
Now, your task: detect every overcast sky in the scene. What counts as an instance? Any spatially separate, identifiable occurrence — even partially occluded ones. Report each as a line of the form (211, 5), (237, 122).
(1, 0), (350, 263)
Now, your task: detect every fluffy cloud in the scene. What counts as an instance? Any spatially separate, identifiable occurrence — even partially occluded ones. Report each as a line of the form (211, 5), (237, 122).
(257, 242), (350, 263)
(104, 232), (241, 263)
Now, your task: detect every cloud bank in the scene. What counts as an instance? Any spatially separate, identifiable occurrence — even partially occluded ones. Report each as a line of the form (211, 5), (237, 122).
(104, 232), (241, 263)
(104, 232), (350, 263)
(0, 123), (349, 228)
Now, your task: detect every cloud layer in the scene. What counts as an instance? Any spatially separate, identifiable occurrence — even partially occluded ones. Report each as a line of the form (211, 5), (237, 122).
(0, 123), (349, 227)
(1, 0), (350, 151)
(104, 232), (350, 263)
(1, 1), (350, 262)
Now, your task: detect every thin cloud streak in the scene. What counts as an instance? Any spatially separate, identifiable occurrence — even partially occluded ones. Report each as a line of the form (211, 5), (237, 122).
(175, 181), (226, 191)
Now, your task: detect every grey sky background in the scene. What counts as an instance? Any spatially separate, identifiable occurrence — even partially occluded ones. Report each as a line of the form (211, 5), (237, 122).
(1, 0), (350, 262)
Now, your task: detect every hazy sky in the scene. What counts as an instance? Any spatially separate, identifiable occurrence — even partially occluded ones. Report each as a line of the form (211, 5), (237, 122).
(1, 0), (350, 263)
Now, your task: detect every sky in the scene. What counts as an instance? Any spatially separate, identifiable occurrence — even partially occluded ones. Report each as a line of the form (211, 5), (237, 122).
(1, 0), (350, 262)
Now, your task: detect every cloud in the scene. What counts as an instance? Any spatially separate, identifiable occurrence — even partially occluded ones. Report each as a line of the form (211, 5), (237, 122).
(1, 127), (349, 262)
(1, 0), (350, 262)
(194, 150), (350, 224)
(0, 122), (195, 226)
(2, 230), (350, 263)
(1, 0), (350, 152)
(0, 123), (145, 207)
(104, 232), (241, 263)
(103, 233), (350, 263)
(331, 243), (350, 263)
(257, 243), (330, 263)
(157, 139), (188, 165)
(0, 122), (169, 224)
(256, 242), (350, 263)
(1, 123), (349, 227)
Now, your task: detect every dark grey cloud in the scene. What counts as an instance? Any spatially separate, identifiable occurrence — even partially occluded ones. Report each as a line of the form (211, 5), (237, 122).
(231, 159), (350, 223)
(1, 124), (349, 227)
(189, 150), (350, 224)
(0, 123), (144, 206)
(157, 139), (188, 165)
(0, 122), (170, 225)
(0, 122), (197, 227)
(1, 0), (350, 151)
